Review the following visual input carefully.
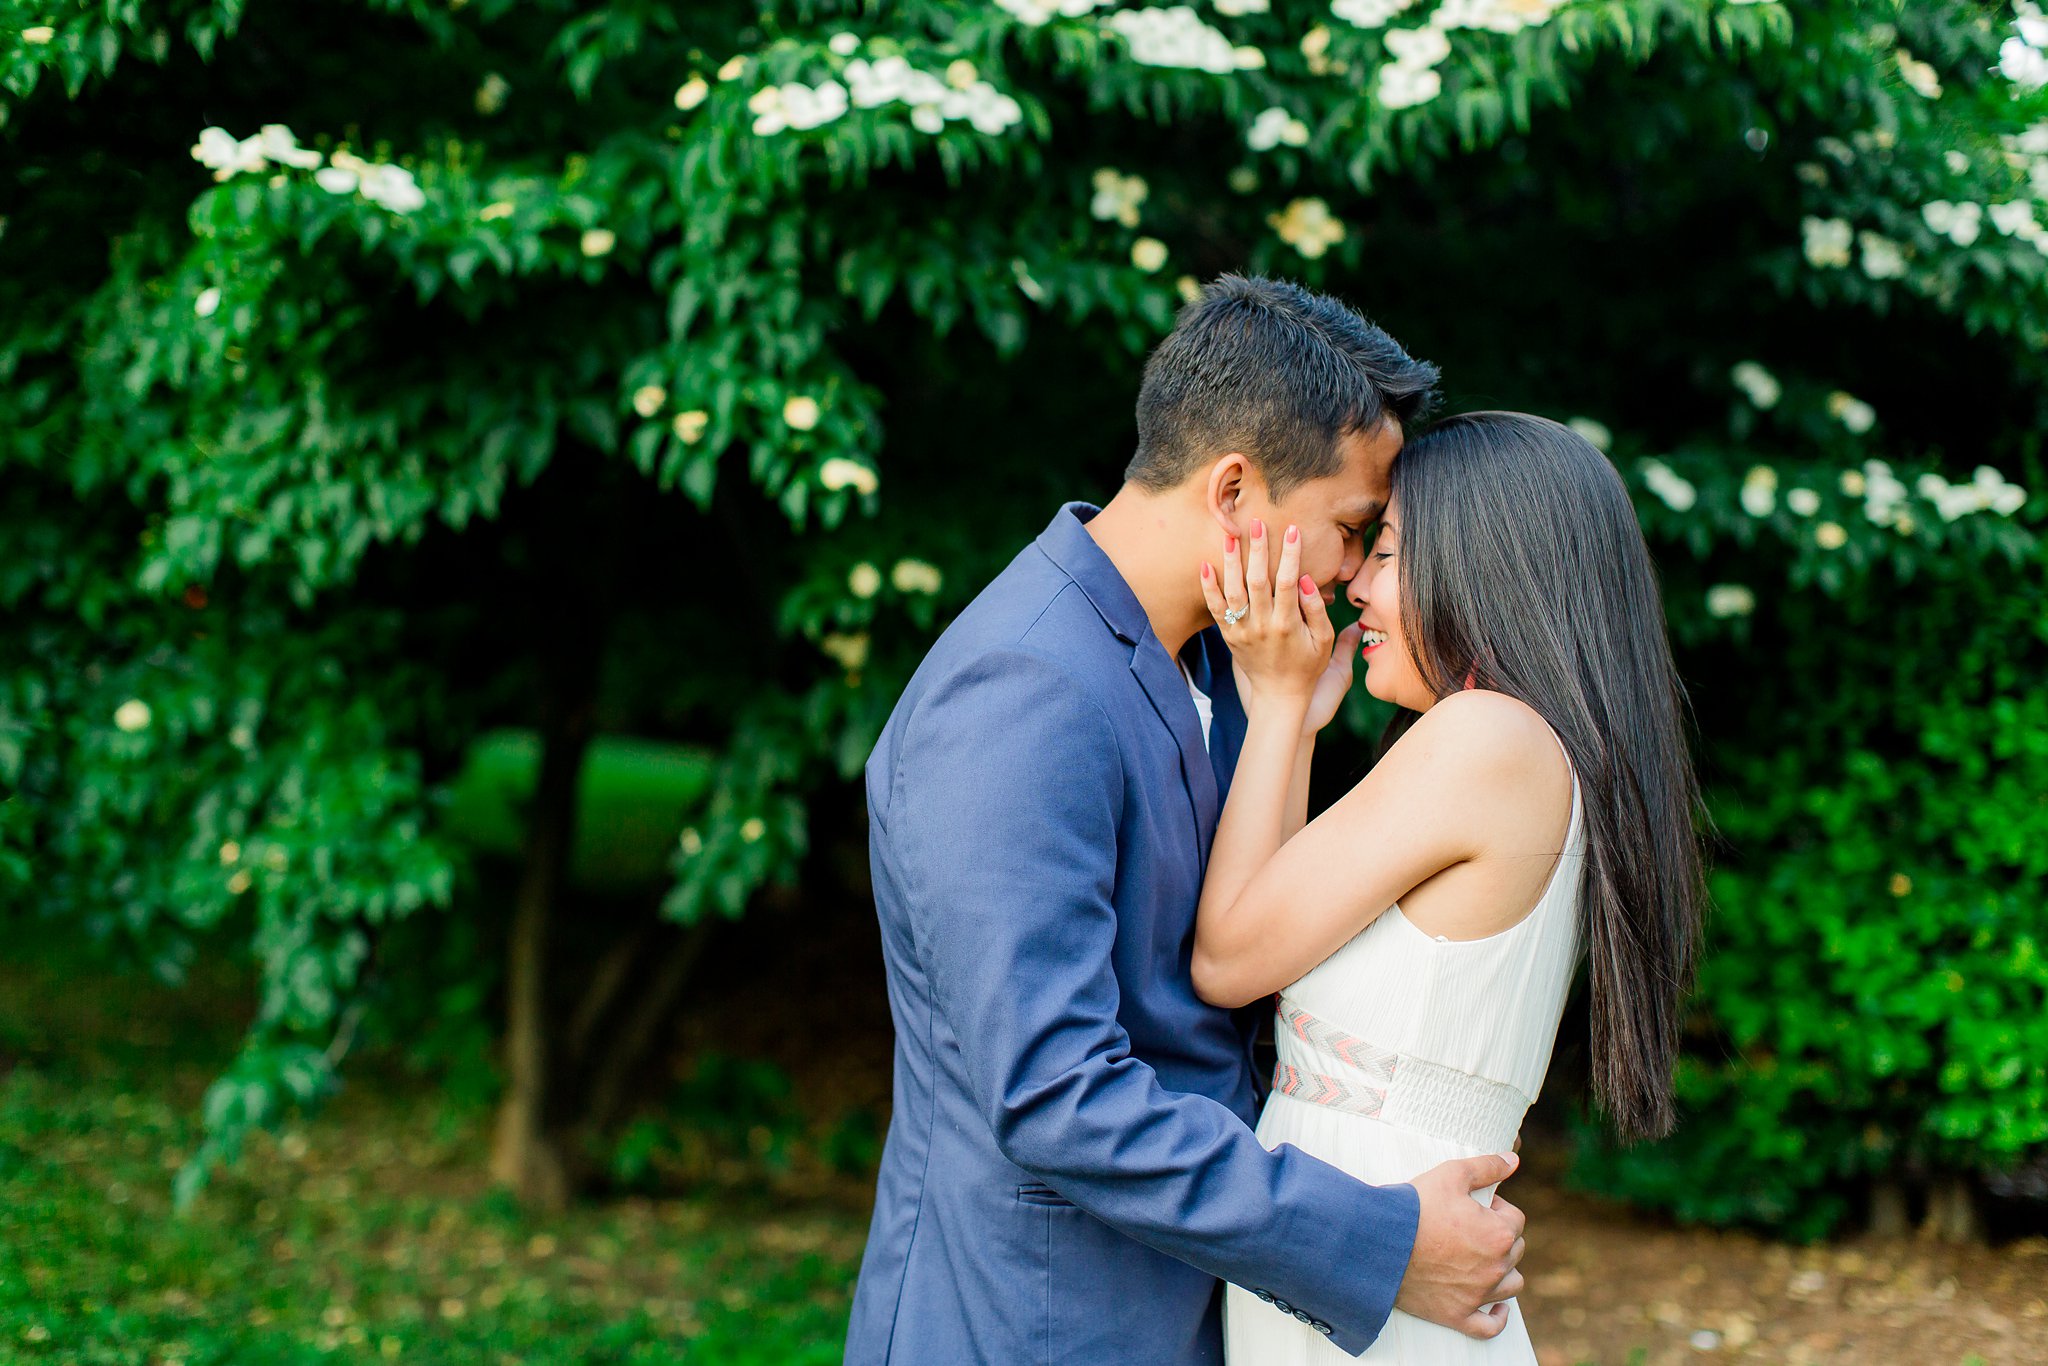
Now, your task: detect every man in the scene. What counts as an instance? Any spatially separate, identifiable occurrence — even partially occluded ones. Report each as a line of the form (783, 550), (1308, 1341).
(846, 275), (1526, 1364)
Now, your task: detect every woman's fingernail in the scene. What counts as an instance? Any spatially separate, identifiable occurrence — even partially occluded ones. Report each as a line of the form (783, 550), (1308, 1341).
(1251, 519), (1264, 539)
(1202, 562), (1213, 580)
(1285, 525), (1299, 544)
(1300, 576), (1316, 595)
(1226, 535), (1238, 554)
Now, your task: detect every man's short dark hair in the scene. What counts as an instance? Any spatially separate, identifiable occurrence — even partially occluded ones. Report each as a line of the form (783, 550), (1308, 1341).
(1124, 274), (1439, 498)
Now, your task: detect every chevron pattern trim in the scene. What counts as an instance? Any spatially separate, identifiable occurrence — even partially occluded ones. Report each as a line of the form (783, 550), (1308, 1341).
(1278, 1002), (1400, 1090)
(1270, 1062), (1390, 1118)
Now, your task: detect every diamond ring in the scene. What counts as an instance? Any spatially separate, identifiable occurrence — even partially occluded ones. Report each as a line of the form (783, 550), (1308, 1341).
(1222, 605), (1248, 626)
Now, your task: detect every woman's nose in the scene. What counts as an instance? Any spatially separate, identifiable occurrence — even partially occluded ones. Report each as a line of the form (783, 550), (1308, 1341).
(1345, 568), (1369, 610)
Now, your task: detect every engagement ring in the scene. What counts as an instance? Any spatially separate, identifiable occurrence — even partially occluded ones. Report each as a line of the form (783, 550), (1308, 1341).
(1222, 605), (1248, 625)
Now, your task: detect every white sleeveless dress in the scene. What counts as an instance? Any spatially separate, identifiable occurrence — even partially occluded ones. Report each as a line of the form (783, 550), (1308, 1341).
(1223, 756), (1585, 1365)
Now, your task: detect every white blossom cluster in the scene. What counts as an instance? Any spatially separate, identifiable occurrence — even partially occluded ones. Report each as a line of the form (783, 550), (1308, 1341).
(1377, 25), (1451, 109)
(1637, 458), (1697, 512)
(1920, 200), (1982, 247)
(1799, 216), (1908, 280)
(1268, 197), (1347, 258)
(748, 81), (850, 135)
(190, 123), (424, 213)
(1332, 0), (1415, 28)
(995, 0), (1107, 24)
(1730, 360), (1781, 409)
(1895, 48), (1941, 100)
(1825, 390), (1876, 434)
(1705, 584), (1756, 619)
(1091, 169), (1149, 226)
(1107, 7), (1263, 73)
(1215, 0), (1272, 13)
(2002, 2), (2048, 89)
(1739, 464), (1778, 516)
(1429, 0), (1570, 35)
(837, 56), (1024, 135)
(1916, 466), (2028, 521)
(1247, 107), (1311, 151)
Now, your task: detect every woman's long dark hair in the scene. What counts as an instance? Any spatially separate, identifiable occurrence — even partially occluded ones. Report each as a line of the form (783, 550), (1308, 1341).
(1386, 412), (1705, 1141)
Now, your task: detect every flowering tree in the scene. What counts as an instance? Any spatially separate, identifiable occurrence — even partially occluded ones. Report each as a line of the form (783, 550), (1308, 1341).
(4, 0), (2044, 1227)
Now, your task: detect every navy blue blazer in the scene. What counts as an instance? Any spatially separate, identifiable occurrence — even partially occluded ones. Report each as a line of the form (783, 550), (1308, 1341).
(844, 504), (1418, 1364)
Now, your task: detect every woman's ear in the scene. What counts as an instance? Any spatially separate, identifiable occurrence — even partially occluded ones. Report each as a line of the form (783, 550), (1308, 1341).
(1207, 453), (1250, 534)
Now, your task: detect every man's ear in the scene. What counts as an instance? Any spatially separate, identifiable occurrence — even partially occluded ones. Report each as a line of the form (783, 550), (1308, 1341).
(1206, 453), (1251, 535)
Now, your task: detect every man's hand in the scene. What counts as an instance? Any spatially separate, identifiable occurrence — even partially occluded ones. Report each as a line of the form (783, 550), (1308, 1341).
(1393, 1152), (1527, 1339)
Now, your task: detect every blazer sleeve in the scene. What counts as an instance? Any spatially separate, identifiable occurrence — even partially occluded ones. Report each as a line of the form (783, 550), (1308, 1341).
(880, 646), (1417, 1354)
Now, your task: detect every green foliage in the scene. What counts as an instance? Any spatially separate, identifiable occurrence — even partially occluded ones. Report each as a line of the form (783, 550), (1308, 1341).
(4, 0), (2046, 1235)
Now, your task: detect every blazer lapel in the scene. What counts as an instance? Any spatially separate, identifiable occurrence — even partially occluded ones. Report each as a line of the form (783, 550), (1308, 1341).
(1130, 641), (1221, 865)
(1032, 502), (1222, 864)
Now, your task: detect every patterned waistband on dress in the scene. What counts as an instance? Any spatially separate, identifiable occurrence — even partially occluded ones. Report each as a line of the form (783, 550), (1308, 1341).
(1269, 1002), (1529, 1154)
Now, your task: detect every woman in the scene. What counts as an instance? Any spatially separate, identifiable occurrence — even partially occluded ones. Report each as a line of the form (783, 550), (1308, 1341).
(1196, 412), (1705, 1364)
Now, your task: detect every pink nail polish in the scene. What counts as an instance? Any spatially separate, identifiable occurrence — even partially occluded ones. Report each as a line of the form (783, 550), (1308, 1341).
(1226, 535), (1238, 554)
(1299, 576), (1316, 595)
(1285, 525), (1299, 545)
(1252, 519), (1264, 539)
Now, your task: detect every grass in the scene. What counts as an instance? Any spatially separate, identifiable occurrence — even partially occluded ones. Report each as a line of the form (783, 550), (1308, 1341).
(0, 931), (866, 1365)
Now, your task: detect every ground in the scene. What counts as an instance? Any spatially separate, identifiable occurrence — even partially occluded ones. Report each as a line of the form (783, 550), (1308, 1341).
(4, 906), (2042, 1365)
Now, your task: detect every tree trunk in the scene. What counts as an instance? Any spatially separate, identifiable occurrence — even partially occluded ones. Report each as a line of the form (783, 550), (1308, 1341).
(487, 640), (598, 1211)
(582, 920), (716, 1139)
(1918, 1175), (1982, 1244)
(1867, 1177), (1910, 1237)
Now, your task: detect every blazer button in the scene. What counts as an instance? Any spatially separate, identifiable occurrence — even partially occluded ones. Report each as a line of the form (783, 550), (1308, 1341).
(1293, 1310), (1312, 1324)
(1253, 1289), (1274, 1303)
(1312, 1321), (1333, 1335)
(1271, 1299), (1293, 1314)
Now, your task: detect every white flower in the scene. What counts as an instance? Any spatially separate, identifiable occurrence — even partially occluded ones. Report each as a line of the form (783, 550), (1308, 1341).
(819, 632), (871, 672)
(1233, 46), (1266, 70)
(1730, 361), (1781, 409)
(1248, 107), (1311, 152)
(783, 395), (822, 430)
(1377, 62), (1442, 110)
(1268, 197), (1347, 258)
(891, 558), (944, 594)
(220, 841), (242, 866)
(828, 32), (861, 56)
(739, 817), (767, 843)
(1825, 391), (1876, 435)
(1012, 259), (1047, 302)
(672, 410), (709, 443)
(190, 126), (268, 180)
(1431, 0), (1565, 33)
(1566, 417), (1612, 452)
(580, 228), (616, 257)
(194, 287), (221, 319)
(632, 385), (667, 418)
(820, 458), (880, 495)
(1921, 200), (1982, 247)
(314, 166), (359, 195)
(1176, 275), (1205, 304)
(1131, 237), (1169, 272)
(1740, 465), (1777, 517)
(675, 76), (710, 110)
(1214, 0), (1270, 13)
(909, 104), (945, 134)
(22, 25), (54, 43)
(1108, 7), (1240, 74)
(1384, 26), (1451, 69)
(946, 59), (979, 89)
(257, 124), (322, 170)
(1786, 487), (1820, 516)
(1858, 231), (1907, 280)
(1814, 521), (1847, 549)
(114, 699), (152, 733)
(1839, 468), (1866, 497)
(1896, 50), (1942, 99)
(358, 163), (425, 214)
(2003, 36), (2048, 89)
(1801, 216), (1852, 269)
(1301, 25), (1335, 74)
(1332, 0), (1415, 28)
(478, 200), (515, 221)
(1090, 169), (1149, 227)
(848, 562), (883, 599)
(1638, 459), (1697, 512)
(1989, 201), (2044, 240)
(717, 55), (748, 81)
(1705, 584), (1756, 619)
(678, 828), (703, 857)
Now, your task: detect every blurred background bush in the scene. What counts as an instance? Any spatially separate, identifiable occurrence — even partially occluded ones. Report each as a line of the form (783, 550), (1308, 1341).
(4, 2), (2046, 1355)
